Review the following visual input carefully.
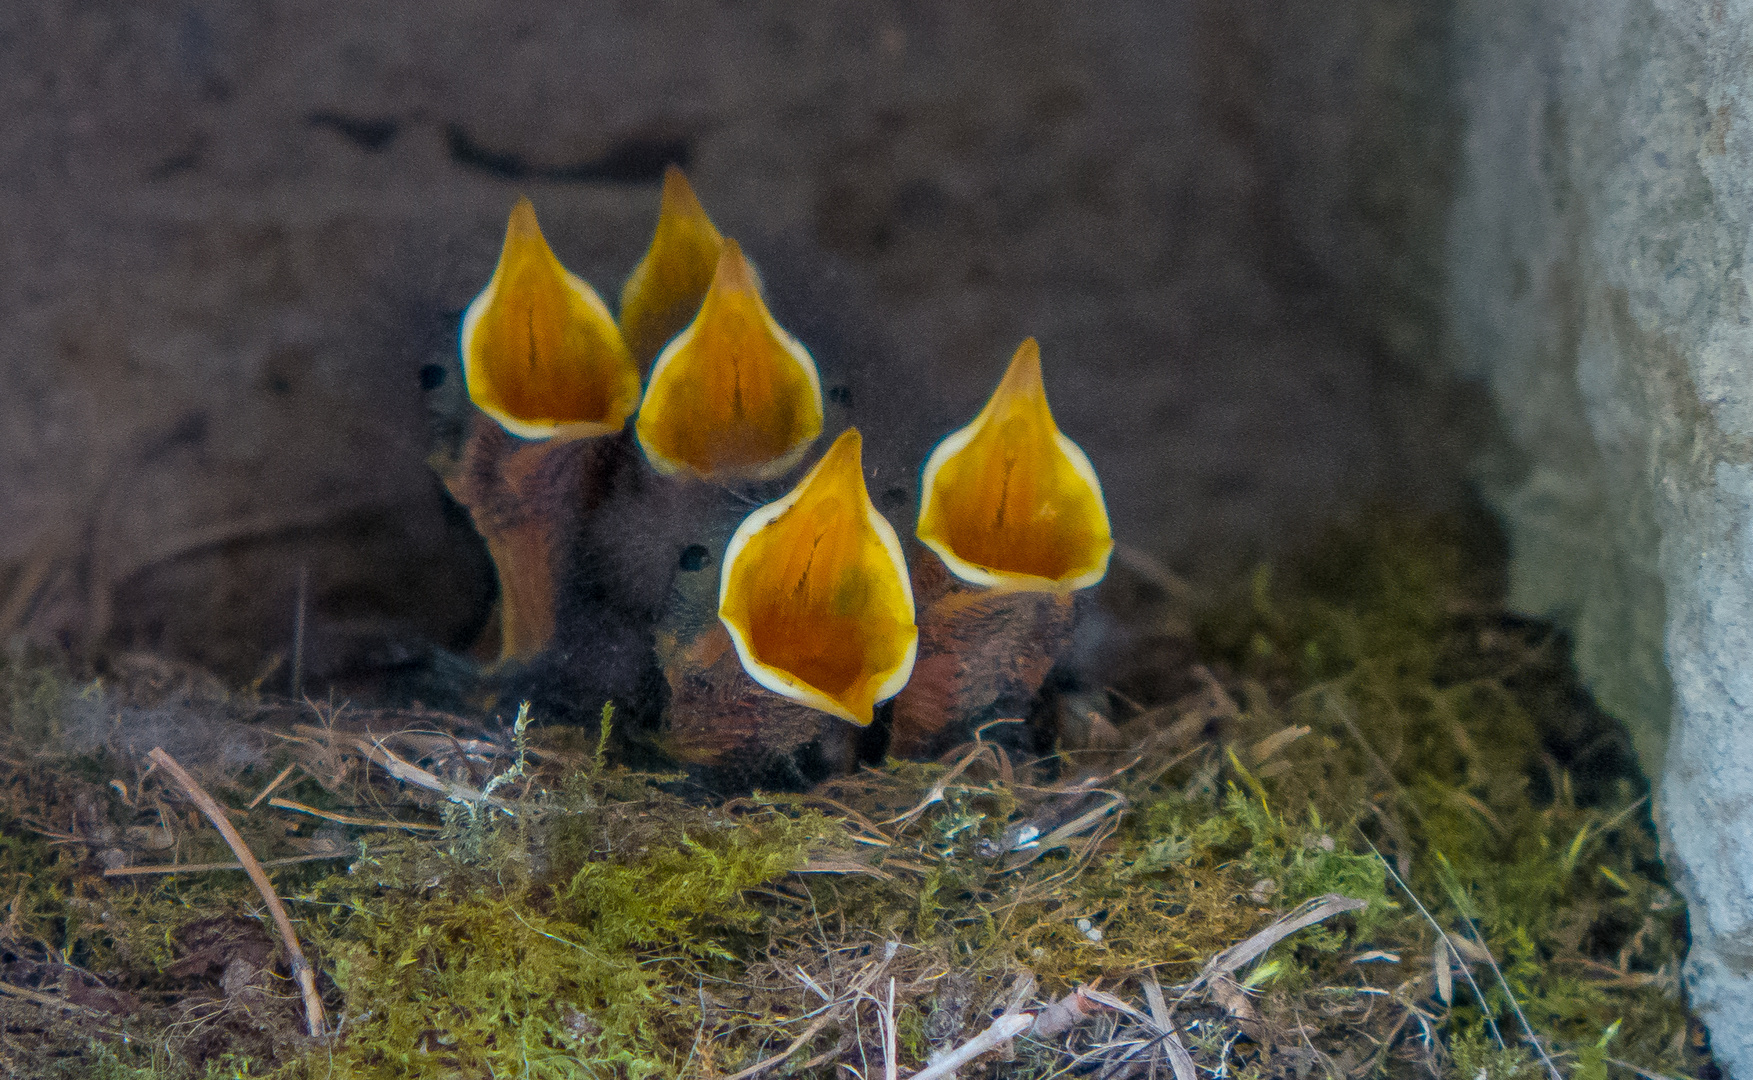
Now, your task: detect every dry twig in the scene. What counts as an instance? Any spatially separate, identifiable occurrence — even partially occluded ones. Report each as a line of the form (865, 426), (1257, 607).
(0, 977), (103, 1015)
(352, 734), (508, 810)
(147, 747), (327, 1037)
(878, 742), (992, 829)
(910, 1012), (1033, 1080)
(1196, 894), (1369, 988)
(247, 763), (299, 809)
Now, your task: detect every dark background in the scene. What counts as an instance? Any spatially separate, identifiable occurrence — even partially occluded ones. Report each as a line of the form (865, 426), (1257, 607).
(0, 0), (1481, 687)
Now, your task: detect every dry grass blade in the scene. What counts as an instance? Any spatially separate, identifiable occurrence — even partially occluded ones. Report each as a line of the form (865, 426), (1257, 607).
(103, 852), (350, 877)
(724, 942), (902, 1080)
(1607, 1057), (1686, 1080)
(1162, 1025), (1198, 1080)
(877, 742), (991, 828)
(1005, 971), (1038, 1015)
(799, 795), (894, 845)
(721, 1016), (832, 1079)
(910, 1013), (1034, 1080)
(352, 734), (508, 809)
(793, 965), (831, 1004)
(1247, 725), (1310, 765)
(1200, 894), (1369, 984)
(1455, 917), (1565, 1080)
(146, 747), (327, 1038)
(1001, 795), (1126, 871)
(1142, 973), (1172, 1028)
(882, 977), (898, 1080)
(246, 762), (299, 809)
(0, 978), (103, 1015)
(794, 857), (894, 881)
(268, 797), (442, 833)
(1361, 836), (1504, 1045)
(1082, 987), (1154, 1026)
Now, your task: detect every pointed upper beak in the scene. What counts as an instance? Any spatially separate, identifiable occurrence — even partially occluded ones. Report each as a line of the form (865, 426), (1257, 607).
(916, 339), (1113, 592)
(461, 198), (641, 441)
(634, 240), (825, 481)
(718, 429), (918, 725)
(619, 165), (726, 369)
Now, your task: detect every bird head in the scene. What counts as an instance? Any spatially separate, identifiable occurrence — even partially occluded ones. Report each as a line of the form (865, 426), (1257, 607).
(915, 338), (1113, 593)
(460, 198), (640, 441)
(619, 165), (726, 369)
(634, 240), (825, 482)
(717, 428), (917, 726)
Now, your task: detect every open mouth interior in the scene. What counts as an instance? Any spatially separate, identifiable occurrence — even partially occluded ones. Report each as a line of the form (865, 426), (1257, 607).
(718, 428), (917, 724)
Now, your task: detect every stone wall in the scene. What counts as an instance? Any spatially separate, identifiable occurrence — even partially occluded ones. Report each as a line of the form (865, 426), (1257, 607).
(1448, 0), (1753, 1064)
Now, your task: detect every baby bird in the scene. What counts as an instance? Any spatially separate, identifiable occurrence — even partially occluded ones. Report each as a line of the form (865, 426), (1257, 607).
(655, 429), (917, 778)
(619, 166), (725, 370)
(892, 339), (1113, 758)
(436, 170), (1109, 785)
(442, 198), (638, 661)
(634, 240), (824, 482)
(534, 172), (852, 773)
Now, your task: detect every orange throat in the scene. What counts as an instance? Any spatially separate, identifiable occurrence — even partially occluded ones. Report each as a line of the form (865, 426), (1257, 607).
(718, 429), (917, 724)
(916, 338), (1113, 592)
(461, 197), (640, 441)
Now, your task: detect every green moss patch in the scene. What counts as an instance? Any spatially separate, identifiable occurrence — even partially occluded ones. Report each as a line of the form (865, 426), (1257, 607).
(0, 512), (1710, 1079)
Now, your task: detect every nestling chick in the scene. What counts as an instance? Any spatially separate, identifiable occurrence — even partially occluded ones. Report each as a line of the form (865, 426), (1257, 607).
(434, 170), (1110, 787)
(652, 429), (916, 778)
(442, 198), (639, 661)
(618, 165), (725, 370)
(893, 339), (1114, 758)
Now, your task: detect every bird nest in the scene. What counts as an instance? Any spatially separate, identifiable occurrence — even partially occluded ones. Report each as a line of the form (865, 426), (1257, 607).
(0, 514), (1711, 1079)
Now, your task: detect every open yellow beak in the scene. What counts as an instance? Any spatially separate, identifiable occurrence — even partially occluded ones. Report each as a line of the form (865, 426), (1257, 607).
(718, 429), (918, 725)
(916, 339), (1113, 591)
(619, 165), (726, 368)
(634, 241), (824, 481)
(460, 198), (641, 441)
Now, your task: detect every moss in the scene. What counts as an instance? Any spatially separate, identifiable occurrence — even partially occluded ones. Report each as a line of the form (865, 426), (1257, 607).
(0, 511), (1711, 1078)
(1200, 514), (1692, 1073)
(268, 771), (841, 1079)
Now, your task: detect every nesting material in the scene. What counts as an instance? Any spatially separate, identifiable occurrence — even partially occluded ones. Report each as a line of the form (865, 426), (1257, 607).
(0, 515), (1707, 1078)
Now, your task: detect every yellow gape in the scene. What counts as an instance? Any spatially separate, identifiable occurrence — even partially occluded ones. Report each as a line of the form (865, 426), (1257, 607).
(619, 166), (726, 368)
(460, 198), (640, 441)
(916, 339), (1113, 592)
(634, 241), (824, 481)
(718, 429), (918, 725)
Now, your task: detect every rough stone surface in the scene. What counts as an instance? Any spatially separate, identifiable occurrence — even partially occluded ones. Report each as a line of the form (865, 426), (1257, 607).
(0, 0), (1469, 686)
(1448, 0), (1753, 1063)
